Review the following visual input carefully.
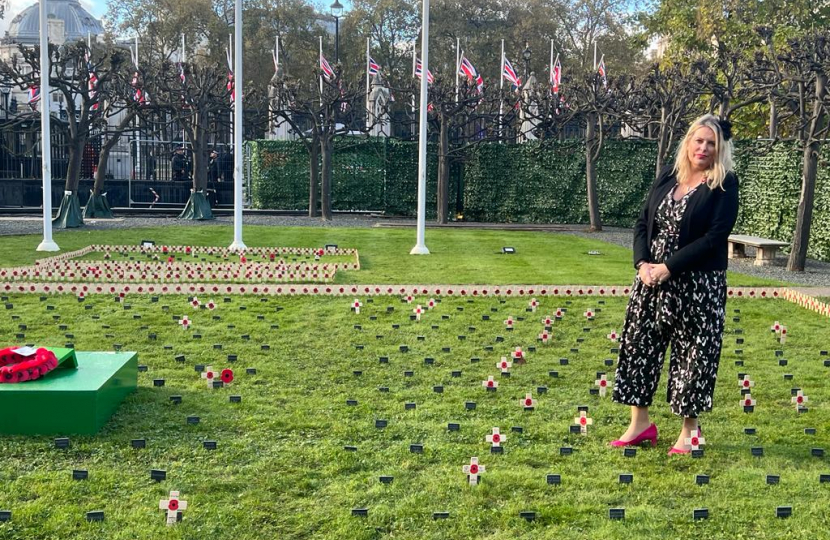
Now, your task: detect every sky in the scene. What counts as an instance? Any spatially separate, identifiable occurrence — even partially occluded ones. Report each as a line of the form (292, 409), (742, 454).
(0, 0), (108, 38)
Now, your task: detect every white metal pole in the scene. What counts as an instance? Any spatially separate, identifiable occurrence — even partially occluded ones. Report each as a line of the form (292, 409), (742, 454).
(366, 38), (371, 131)
(593, 41), (597, 71)
(134, 35), (141, 196)
(455, 38), (460, 103)
(229, 0), (246, 250)
(37, 0), (58, 251)
(410, 0), (430, 255)
(411, 42), (416, 114)
(181, 35), (186, 148)
(550, 40), (554, 93)
(499, 40), (504, 141)
(319, 37), (324, 96)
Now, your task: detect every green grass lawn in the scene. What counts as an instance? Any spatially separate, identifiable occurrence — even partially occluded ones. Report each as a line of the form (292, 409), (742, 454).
(0, 225), (785, 287)
(1, 294), (829, 539)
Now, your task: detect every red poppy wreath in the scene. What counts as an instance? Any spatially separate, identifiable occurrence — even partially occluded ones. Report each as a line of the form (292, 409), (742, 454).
(0, 347), (59, 383)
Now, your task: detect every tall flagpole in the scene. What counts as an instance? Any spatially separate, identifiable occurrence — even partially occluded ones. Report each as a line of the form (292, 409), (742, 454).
(365, 38), (370, 131)
(37, 0), (58, 251)
(410, 0), (430, 255)
(411, 42), (416, 115)
(229, 0), (246, 250)
(134, 35), (141, 199)
(593, 41), (597, 71)
(181, 34), (186, 148)
(499, 40), (504, 141)
(319, 37), (324, 96)
(455, 38), (460, 103)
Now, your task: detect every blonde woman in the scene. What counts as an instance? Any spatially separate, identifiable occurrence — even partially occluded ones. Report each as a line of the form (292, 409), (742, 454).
(610, 114), (739, 455)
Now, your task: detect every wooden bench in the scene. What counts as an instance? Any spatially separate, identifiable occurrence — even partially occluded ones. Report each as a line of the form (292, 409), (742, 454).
(728, 235), (789, 266)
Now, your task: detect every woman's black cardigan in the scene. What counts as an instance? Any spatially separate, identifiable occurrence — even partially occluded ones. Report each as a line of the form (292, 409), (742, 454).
(633, 165), (739, 274)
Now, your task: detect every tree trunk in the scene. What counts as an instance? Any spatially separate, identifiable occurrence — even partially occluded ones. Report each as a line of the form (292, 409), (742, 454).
(178, 116), (214, 221)
(84, 136), (119, 219)
(64, 134), (86, 194)
(53, 134), (87, 228)
(436, 117), (450, 224)
(320, 134), (333, 221)
(655, 108), (671, 179)
(769, 96), (778, 139)
(788, 141), (819, 271)
(585, 112), (602, 232)
(308, 140), (319, 217)
(787, 72), (826, 271)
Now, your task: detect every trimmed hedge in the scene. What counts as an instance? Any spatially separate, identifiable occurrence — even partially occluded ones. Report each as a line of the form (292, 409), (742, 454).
(249, 138), (830, 261)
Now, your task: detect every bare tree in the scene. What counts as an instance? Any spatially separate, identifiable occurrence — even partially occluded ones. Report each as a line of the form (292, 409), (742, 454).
(143, 57), (234, 219)
(761, 31), (830, 271)
(272, 65), (377, 220)
(0, 42), (128, 227)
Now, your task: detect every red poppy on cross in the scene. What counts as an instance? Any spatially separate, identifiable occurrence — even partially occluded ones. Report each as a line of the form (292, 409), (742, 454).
(201, 366), (217, 387)
(427, 298), (436, 309)
(482, 375), (498, 389)
(606, 331), (619, 342)
(159, 490), (187, 525)
(779, 326), (787, 344)
(220, 369), (234, 386)
(179, 316), (191, 330)
(352, 299), (362, 314)
(206, 300), (216, 311)
(511, 347), (525, 364)
(741, 394), (756, 407)
(595, 374), (610, 397)
(684, 429), (705, 450)
(485, 427), (505, 447)
(573, 411), (593, 434)
(739, 375), (755, 389)
(529, 298), (539, 312)
(413, 305), (424, 321)
(462, 457), (485, 485)
(555, 308), (564, 318)
(503, 317), (514, 329)
(584, 309), (595, 320)
(538, 331), (551, 344)
(791, 390), (808, 409)
(520, 393), (537, 409)
(497, 357), (511, 373)
(542, 315), (553, 327)
(191, 297), (201, 309)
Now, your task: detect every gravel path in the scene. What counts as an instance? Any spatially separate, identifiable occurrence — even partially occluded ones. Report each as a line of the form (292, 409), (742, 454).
(2, 215), (828, 288)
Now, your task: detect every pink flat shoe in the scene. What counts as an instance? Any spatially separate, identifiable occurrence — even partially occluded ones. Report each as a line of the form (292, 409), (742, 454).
(609, 423), (658, 447)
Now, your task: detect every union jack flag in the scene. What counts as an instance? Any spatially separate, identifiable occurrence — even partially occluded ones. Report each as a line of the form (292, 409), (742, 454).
(414, 58), (433, 84)
(28, 85), (40, 111)
(550, 54), (562, 94)
(178, 62), (190, 108)
(597, 55), (607, 88)
(502, 55), (521, 88)
(226, 47), (235, 104)
(368, 56), (380, 76)
(459, 54), (483, 93)
(320, 53), (335, 81)
(85, 50), (99, 112)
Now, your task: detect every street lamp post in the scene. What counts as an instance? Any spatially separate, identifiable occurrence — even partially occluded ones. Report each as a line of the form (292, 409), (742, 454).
(522, 41), (532, 80)
(330, 0), (343, 63)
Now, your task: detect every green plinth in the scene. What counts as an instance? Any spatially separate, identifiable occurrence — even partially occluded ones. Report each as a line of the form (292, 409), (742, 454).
(0, 348), (138, 435)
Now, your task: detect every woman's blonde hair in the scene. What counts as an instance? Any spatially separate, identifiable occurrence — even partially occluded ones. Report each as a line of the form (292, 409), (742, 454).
(673, 113), (734, 190)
